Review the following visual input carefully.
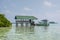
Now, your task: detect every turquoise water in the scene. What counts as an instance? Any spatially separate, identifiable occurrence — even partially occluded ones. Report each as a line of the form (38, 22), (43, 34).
(2, 24), (60, 40)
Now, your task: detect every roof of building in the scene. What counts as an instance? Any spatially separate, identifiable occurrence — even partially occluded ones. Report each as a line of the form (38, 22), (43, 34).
(41, 19), (48, 21)
(15, 16), (37, 20)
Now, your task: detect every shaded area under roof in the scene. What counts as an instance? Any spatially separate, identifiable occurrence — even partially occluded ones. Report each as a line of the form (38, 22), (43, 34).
(15, 16), (37, 20)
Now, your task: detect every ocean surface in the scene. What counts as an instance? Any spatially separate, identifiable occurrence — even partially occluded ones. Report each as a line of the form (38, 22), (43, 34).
(2, 24), (60, 40)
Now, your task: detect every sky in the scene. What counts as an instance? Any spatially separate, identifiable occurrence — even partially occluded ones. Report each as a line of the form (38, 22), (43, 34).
(0, 0), (60, 23)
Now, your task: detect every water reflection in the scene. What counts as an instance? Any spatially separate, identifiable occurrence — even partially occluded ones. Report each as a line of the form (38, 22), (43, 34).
(3, 24), (60, 40)
(4, 25), (50, 40)
(14, 26), (36, 40)
(16, 26), (35, 34)
(43, 26), (48, 32)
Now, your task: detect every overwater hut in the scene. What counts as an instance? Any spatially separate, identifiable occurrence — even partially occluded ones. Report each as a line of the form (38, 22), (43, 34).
(15, 16), (37, 26)
(41, 19), (49, 26)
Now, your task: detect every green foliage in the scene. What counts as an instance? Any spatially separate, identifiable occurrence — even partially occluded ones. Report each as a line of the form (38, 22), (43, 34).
(0, 14), (12, 27)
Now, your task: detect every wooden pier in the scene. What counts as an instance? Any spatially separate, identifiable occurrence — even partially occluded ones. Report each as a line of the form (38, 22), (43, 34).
(15, 16), (37, 26)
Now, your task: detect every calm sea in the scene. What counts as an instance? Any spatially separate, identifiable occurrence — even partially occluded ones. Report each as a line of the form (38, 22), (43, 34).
(2, 24), (60, 40)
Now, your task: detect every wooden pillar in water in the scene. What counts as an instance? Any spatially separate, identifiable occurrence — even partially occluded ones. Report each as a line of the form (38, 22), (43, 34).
(16, 21), (18, 27)
(21, 22), (23, 26)
(25, 22), (28, 26)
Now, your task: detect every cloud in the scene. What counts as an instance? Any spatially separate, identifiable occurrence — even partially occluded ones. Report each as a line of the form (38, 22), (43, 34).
(44, 1), (55, 7)
(11, 3), (17, 8)
(45, 12), (60, 23)
(5, 10), (11, 13)
(24, 7), (32, 11)
(56, 10), (60, 13)
(4, 6), (7, 9)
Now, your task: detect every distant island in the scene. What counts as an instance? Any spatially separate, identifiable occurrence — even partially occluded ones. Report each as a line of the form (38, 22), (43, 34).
(49, 21), (57, 24)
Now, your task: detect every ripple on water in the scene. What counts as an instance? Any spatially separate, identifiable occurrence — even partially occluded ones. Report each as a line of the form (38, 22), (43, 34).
(1, 24), (60, 40)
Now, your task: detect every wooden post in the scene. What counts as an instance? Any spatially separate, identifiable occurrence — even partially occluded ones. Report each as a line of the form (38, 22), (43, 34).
(25, 22), (28, 26)
(21, 22), (23, 26)
(16, 21), (18, 27)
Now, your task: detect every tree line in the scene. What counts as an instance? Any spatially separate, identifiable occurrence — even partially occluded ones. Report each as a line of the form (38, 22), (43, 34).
(0, 14), (12, 27)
